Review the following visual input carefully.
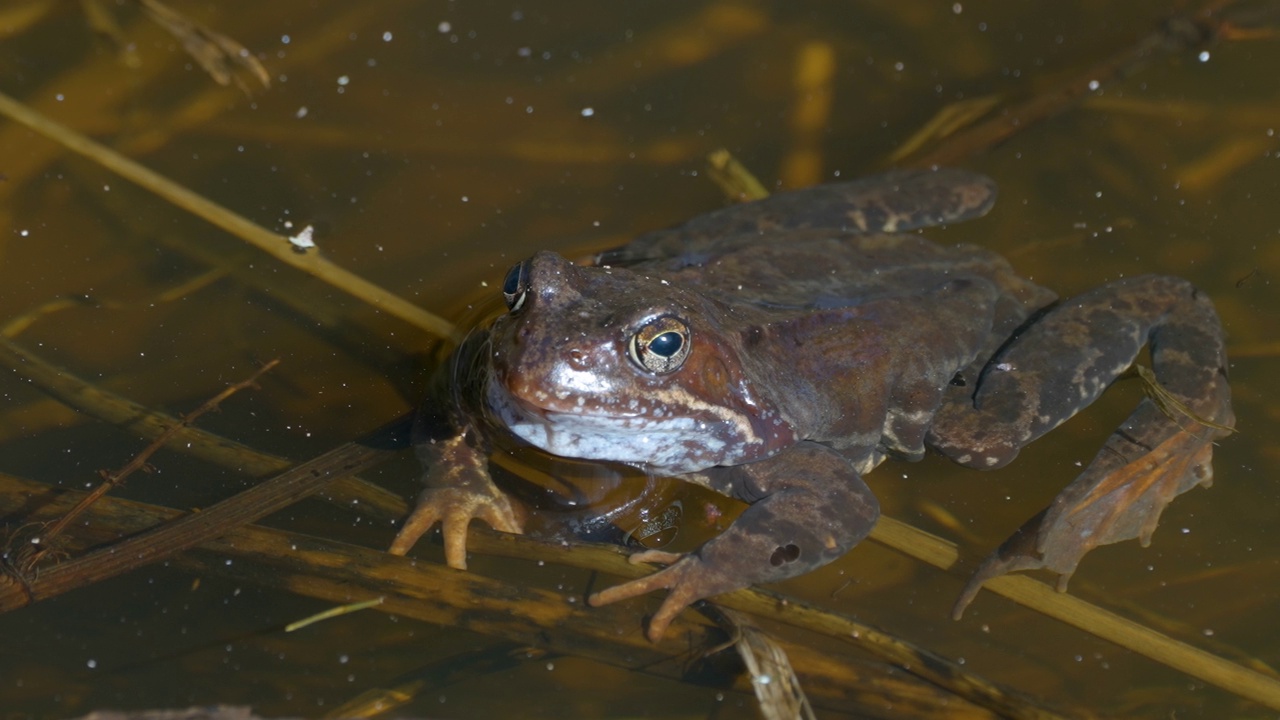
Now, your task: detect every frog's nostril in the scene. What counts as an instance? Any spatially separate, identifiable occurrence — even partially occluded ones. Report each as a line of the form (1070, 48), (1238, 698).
(567, 348), (589, 370)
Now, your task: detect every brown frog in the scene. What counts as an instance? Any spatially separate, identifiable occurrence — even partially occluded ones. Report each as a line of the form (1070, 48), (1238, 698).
(390, 168), (1234, 641)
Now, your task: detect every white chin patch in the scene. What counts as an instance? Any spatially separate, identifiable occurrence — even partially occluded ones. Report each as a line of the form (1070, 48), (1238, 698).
(487, 382), (724, 474)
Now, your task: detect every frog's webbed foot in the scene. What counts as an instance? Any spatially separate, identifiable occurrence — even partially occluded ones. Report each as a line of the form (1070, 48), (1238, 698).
(953, 390), (1232, 618)
(589, 550), (724, 643)
(388, 434), (523, 570)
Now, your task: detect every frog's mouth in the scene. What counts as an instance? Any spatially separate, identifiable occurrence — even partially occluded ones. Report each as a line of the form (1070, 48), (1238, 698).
(485, 379), (727, 474)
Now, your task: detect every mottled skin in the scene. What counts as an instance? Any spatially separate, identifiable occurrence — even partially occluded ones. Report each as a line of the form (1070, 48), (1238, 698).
(390, 169), (1233, 641)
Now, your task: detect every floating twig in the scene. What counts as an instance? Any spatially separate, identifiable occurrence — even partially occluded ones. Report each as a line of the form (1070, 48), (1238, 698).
(707, 148), (771, 202)
(1130, 363), (1236, 434)
(286, 597), (385, 632)
(0, 413), (412, 612)
(0, 334), (406, 521)
(0, 90), (458, 342)
(32, 359), (281, 559)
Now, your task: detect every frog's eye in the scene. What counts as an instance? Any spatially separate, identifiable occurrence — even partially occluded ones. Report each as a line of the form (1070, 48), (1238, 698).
(502, 261), (530, 312)
(629, 316), (691, 374)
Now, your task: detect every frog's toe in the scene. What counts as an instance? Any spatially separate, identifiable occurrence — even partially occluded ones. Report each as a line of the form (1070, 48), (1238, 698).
(588, 558), (683, 608)
(388, 501), (442, 558)
(644, 572), (710, 642)
(472, 492), (524, 535)
(951, 511), (1047, 619)
(627, 549), (683, 566)
(389, 486), (524, 569)
(590, 554), (728, 642)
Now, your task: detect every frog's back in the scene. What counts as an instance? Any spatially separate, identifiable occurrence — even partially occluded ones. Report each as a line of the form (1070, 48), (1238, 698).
(597, 169), (1054, 317)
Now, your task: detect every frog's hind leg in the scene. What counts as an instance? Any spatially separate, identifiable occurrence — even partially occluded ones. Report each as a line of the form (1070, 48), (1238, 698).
(924, 275), (1234, 615)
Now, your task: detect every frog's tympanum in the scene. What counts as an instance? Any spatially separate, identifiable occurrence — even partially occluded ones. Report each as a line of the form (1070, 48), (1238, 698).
(390, 169), (1233, 641)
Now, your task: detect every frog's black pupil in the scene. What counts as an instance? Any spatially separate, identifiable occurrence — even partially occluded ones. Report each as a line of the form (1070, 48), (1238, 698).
(648, 331), (683, 358)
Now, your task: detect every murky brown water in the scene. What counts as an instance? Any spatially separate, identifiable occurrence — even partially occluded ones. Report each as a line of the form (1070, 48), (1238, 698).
(1, 1), (1277, 718)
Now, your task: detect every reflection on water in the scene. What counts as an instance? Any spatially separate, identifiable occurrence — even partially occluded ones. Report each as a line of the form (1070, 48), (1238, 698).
(0, 1), (1277, 717)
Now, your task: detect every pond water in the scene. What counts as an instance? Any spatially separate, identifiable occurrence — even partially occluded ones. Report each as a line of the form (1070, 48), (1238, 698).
(0, 1), (1277, 718)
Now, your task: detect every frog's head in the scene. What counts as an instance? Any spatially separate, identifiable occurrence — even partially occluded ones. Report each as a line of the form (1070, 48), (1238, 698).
(485, 251), (794, 474)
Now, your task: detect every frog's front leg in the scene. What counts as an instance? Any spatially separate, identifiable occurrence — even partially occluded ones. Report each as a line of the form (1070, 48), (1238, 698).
(388, 416), (523, 568)
(589, 441), (879, 641)
(926, 275), (1233, 612)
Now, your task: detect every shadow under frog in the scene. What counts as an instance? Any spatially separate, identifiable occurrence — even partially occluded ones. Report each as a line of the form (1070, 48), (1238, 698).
(389, 168), (1234, 642)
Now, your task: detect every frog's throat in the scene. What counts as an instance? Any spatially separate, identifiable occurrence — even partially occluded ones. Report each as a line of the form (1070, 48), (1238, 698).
(486, 380), (768, 475)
